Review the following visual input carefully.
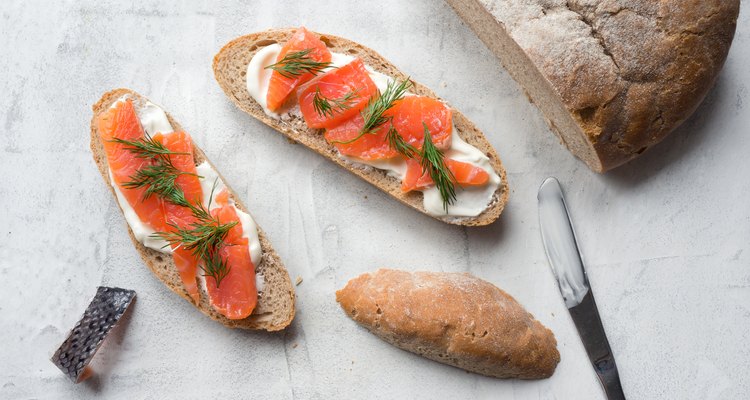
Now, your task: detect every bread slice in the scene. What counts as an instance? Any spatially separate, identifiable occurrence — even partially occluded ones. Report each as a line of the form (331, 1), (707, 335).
(336, 269), (560, 379)
(446, 0), (740, 172)
(213, 29), (508, 226)
(90, 88), (295, 331)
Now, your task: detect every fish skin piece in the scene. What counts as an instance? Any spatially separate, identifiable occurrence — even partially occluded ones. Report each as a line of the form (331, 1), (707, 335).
(51, 287), (136, 383)
(266, 26), (332, 112)
(297, 58), (378, 129)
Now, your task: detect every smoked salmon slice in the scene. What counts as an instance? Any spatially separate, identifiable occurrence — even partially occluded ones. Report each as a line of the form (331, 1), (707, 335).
(97, 99), (167, 233)
(324, 114), (398, 160)
(324, 96), (453, 161)
(388, 96), (452, 150)
(401, 158), (489, 192)
(297, 58), (378, 129)
(266, 27), (332, 112)
(156, 131), (203, 304)
(204, 194), (258, 320)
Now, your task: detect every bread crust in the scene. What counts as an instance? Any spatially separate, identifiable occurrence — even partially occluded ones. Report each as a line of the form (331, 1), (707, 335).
(336, 269), (560, 379)
(212, 29), (508, 226)
(447, 0), (740, 172)
(90, 88), (295, 331)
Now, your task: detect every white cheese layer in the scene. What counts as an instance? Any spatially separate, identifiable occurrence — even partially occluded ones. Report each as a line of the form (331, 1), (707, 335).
(246, 48), (501, 217)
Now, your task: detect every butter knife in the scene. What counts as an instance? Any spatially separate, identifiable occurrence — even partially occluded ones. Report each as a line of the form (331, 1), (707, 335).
(538, 177), (626, 400)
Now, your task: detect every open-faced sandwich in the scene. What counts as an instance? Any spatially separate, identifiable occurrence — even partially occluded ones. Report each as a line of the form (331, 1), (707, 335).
(213, 27), (509, 226)
(90, 89), (294, 330)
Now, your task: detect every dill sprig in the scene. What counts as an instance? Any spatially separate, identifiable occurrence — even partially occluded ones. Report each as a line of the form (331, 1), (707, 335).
(385, 125), (418, 159)
(420, 123), (457, 212)
(111, 135), (188, 159)
(361, 79), (411, 133)
(387, 123), (457, 212)
(112, 136), (196, 207)
(329, 78), (412, 145)
(265, 48), (333, 79)
(312, 88), (360, 118)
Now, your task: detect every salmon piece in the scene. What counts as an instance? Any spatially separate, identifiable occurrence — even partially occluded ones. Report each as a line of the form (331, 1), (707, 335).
(156, 131), (203, 304)
(401, 158), (489, 192)
(324, 96), (453, 161)
(267, 27), (332, 112)
(97, 99), (167, 232)
(388, 96), (452, 150)
(204, 203), (258, 320)
(323, 114), (397, 160)
(214, 187), (230, 206)
(297, 58), (378, 129)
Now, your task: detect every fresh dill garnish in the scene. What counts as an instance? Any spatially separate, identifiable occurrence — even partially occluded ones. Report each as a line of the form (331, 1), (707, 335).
(121, 163), (191, 207)
(385, 125), (418, 159)
(329, 78), (412, 145)
(312, 88), (360, 118)
(111, 135), (188, 159)
(386, 123), (457, 212)
(112, 135), (196, 207)
(420, 123), (457, 212)
(265, 48), (333, 78)
(361, 79), (411, 133)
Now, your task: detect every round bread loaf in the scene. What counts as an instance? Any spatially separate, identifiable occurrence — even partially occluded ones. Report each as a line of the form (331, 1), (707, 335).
(446, 0), (740, 172)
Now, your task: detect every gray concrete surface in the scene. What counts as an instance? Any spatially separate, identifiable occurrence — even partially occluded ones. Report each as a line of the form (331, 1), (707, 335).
(1, 0), (748, 398)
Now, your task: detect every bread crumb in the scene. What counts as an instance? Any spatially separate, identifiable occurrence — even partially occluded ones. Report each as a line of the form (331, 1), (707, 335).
(292, 343), (298, 349)
(295, 276), (303, 286)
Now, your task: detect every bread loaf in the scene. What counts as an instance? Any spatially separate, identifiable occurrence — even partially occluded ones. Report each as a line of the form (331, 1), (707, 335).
(336, 269), (560, 379)
(446, 0), (740, 172)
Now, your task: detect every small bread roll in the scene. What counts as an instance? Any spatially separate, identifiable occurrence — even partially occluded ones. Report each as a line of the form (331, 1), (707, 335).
(336, 269), (560, 379)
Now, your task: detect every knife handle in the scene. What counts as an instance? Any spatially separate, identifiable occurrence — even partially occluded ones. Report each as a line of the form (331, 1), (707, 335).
(569, 290), (626, 400)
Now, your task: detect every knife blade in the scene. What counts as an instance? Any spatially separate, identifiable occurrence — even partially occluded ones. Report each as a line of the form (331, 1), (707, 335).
(537, 177), (626, 400)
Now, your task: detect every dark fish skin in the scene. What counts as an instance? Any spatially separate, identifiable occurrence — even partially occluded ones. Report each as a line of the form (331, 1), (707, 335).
(51, 287), (136, 383)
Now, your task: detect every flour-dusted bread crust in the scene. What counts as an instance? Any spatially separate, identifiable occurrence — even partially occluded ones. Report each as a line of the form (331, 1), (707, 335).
(213, 29), (508, 226)
(447, 0), (740, 172)
(336, 269), (560, 379)
(90, 89), (294, 331)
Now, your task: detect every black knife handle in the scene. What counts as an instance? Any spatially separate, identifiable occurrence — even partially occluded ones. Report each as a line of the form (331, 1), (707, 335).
(569, 290), (626, 400)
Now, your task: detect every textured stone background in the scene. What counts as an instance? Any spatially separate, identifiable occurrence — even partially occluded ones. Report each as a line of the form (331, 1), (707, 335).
(1, 0), (748, 399)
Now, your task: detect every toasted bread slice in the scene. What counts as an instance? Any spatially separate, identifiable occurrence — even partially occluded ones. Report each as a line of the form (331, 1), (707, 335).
(90, 88), (294, 331)
(213, 28), (508, 226)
